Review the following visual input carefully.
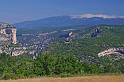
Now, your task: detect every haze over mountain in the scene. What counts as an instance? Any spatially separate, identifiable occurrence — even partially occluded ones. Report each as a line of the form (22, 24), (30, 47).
(14, 14), (124, 29)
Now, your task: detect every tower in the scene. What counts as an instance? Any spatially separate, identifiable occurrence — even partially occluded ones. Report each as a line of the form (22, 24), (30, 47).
(11, 28), (17, 44)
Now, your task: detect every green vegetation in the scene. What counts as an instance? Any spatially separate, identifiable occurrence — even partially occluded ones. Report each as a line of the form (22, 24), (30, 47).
(0, 53), (124, 80)
(48, 25), (124, 63)
(0, 25), (124, 79)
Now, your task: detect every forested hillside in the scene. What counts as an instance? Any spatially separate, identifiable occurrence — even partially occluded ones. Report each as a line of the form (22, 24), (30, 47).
(47, 25), (124, 63)
(0, 25), (124, 79)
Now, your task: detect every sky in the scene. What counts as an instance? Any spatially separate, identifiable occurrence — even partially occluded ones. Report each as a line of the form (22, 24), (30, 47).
(0, 0), (124, 23)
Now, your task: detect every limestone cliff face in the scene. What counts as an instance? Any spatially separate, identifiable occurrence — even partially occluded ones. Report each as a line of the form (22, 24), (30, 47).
(0, 22), (17, 44)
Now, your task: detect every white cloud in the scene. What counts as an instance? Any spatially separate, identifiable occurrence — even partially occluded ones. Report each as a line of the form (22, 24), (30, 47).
(71, 14), (124, 19)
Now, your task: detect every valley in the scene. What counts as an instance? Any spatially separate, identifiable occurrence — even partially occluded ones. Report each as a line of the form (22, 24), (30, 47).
(0, 0), (124, 81)
(0, 25), (124, 79)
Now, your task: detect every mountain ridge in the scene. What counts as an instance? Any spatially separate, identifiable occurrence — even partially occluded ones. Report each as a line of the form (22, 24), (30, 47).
(14, 14), (124, 29)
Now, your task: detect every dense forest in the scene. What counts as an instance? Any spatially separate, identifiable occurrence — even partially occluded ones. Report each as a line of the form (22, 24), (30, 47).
(0, 25), (124, 79)
(0, 53), (124, 80)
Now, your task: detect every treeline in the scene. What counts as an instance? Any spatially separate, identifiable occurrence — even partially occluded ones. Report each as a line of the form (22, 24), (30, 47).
(0, 52), (124, 80)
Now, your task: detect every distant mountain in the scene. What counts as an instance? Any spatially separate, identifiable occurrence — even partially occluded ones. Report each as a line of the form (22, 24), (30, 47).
(14, 14), (124, 29)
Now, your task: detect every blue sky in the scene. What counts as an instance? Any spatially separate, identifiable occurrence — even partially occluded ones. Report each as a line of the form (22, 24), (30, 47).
(0, 0), (124, 23)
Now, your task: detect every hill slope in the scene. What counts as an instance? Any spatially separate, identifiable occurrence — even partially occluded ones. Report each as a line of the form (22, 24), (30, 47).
(47, 25), (124, 63)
